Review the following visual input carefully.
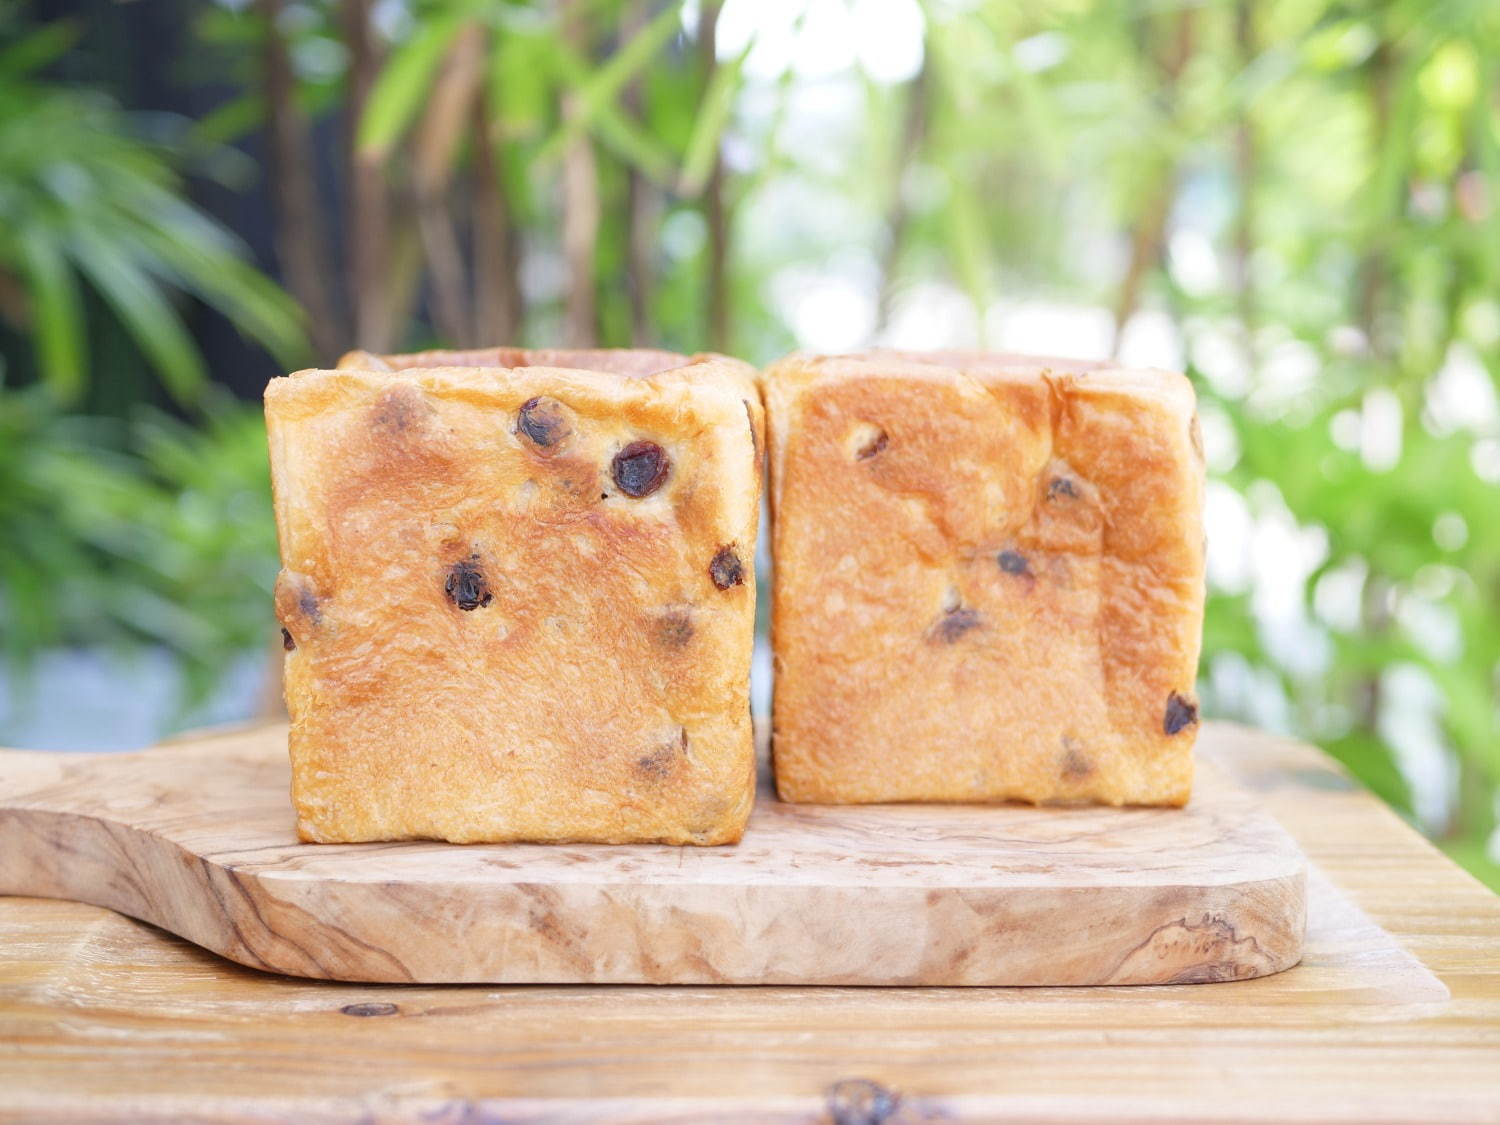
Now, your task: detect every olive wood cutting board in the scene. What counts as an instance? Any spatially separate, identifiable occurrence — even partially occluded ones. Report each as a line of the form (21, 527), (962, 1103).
(0, 723), (1305, 986)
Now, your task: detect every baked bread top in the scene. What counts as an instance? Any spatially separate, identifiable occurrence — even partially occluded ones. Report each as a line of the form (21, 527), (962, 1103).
(337, 346), (765, 464)
(265, 352), (762, 843)
(765, 349), (1204, 806)
(339, 345), (698, 377)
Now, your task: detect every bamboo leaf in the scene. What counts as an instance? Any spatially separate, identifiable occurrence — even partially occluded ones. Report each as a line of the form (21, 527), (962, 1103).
(590, 100), (678, 185)
(679, 37), (751, 196)
(550, 41), (677, 184)
(189, 94), (265, 148)
(15, 230), (86, 403)
(535, 1), (684, 168)
(72, 243), (206, 404)
(0, 20), (81, 78)
(135, 228), (308, 367)
(489, 28), (554, 140)
(357, 12), (468, 159)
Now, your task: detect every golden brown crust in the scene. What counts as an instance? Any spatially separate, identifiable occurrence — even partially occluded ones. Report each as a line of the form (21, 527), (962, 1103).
(336, 346), (766, 475)
(266, 351), (761, 844)
(337, 345), (694, 378)
(766, 350), (1205, 807)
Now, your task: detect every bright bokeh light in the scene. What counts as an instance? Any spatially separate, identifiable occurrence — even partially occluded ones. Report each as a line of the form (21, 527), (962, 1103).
(884, 282), (980, 349)
(1381, 663), (1460, 831)
(1426, 342), (1499, 436)
(986, 300), (1112, 359)
(776, 267), (876, 352)
(718, 0), (924, 83)
(1360, 388), (1404, 473)
(1117, 309), (1185, 371)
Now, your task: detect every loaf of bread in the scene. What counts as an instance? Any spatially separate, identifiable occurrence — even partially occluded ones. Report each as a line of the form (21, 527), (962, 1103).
(265, 348), (762, 844)
(765, 350), (1205, 806)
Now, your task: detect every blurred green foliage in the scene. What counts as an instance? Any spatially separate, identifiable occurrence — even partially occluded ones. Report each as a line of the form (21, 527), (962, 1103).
(0, 9), (300, 722)
(1, 0), (1497, 886)
(0, 387), (278, 710)
(0, 16), (307, 404)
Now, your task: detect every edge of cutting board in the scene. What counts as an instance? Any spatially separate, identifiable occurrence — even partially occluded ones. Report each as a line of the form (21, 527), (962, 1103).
(0, 722), (1305, 985)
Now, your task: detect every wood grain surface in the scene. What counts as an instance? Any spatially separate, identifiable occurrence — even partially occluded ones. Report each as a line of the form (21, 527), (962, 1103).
(0, 724), (1305, 986)
(2, 723), (1497, 1123)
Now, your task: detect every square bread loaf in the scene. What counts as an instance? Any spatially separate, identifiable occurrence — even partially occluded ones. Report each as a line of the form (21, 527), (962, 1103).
(265, 348), (763, 844)
(766, 350), (1205, 807)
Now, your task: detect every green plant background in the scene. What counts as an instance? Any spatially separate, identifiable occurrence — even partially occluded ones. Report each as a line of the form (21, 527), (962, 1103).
(1, 0), (1496, 887)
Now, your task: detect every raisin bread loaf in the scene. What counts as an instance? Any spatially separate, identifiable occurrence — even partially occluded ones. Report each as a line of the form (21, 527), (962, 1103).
(765, 350), (1205, 806)
(265, 348), (762, 844)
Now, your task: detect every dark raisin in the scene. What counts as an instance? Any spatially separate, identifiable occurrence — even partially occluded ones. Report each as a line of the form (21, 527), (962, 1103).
(931, 606), (980, 643)
(997, 550), (1029, 576)
(444, 557), (493, 611)
(1164, 691), (1199, 736)
(340, 1002), (398, 1018)
(1061, 742), (1093, 779)
(517, 396), (571, 449)
(611, 440), (669, 497)
(637, 729), (687, 778)
(1047, 477), (1078, 500)
(825, 1079), (900, 1125)
(856, 429), (889, 460)
(298, 588), (321, 623)
(636, 749), (671, 777)
(709, 545), (744, 590)
(657, 608), (695, 647)
(281, 627), (296, 652)
(371, 389), (422, 432)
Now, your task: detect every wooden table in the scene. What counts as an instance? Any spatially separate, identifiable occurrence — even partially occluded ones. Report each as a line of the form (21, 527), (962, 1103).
(2, 723), (1498, 1123)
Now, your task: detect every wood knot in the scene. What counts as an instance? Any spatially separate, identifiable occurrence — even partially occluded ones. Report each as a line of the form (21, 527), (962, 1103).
(826, 1078), (900, 1125)
(340, 1001), (398, 1018)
